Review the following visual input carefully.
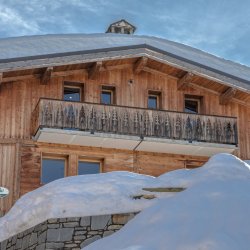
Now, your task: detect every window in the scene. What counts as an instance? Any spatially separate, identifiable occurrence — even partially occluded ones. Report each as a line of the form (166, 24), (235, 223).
(63, 82), (84, 102)
(78, 160), (101, 175)
(124, 28), (131, 34)
(64, 87), (81, 102)
(148, 90), (161, 109)
(101, 86), (116, 105)
(41, 158), (65, 184)
(101, 90), (112, 104)
(114, 27), (121, 33)
(184, 95), (202, 114)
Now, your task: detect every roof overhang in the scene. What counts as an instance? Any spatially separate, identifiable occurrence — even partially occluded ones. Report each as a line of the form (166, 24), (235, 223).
(0, 44), (250, 94)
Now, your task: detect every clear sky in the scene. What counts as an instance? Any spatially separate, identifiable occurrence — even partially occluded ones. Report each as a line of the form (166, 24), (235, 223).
(0, 0), (250, 66)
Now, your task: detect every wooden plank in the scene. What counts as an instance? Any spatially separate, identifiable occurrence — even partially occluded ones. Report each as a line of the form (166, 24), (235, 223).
(177, 72), (194, 90)
(219, 87), (237, 105)
(2, 74), (41, 83)
(41, 67), (53, 85)
(52, 69), (88, 77)
(0, 73), (2, 88)
(88, 61), (102, 80)
(68, 154), (78, 176)
(142, 66), (174, 79)
(103, 63), (133, 71)
(188, 82), (249, 107)
(134, 57), (148, 74)
(19, 141), (209, 196)
(1, 64), (131, 83)
(0, 143), (18, 214)
(0, 73), (2, 93)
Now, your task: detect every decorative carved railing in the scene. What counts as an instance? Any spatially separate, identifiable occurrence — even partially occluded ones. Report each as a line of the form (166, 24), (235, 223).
(31, 99), (238, 145)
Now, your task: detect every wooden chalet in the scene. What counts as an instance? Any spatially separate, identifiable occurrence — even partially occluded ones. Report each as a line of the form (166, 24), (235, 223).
(0, 20), (250, 214)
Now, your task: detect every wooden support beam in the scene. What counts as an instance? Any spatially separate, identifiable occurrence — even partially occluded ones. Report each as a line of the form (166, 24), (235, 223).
(52, 69), (88, 77)
(102, 63), (133, 71)
(41, 67), (53, 85)
(88, 61), (102, 80)
(177, 72), (194, 90)
(188, 82), (249, 107)
(134, 57), (148, 74)
(0, 73), (2, 87)
(219, 87), (237, 105)
(2, 74), (41, 83)
(142, 66), (172, 79)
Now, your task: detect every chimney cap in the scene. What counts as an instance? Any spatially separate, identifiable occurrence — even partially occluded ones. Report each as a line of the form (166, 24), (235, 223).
(106, 19), (136, 34)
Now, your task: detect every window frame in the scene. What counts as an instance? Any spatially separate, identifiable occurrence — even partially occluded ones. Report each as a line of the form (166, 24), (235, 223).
(63, 81), (84, 102)
(184, 95), (203, 114)
(147, 90), (162, 109)
(78, 158), (103, 175)
(100, 85), (116, 105)
(41, 154), (68, 185)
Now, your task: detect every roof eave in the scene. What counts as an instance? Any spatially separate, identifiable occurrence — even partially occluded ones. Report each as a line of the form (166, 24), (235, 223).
(0, 44), (249, 94)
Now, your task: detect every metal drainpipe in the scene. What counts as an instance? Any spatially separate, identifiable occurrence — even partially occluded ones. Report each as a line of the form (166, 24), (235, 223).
(132, 136), (144, 173)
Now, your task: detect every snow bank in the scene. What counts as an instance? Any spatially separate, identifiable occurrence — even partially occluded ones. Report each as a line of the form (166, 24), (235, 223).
(0, 172), (162, 241)
(85, 154), (250, 250)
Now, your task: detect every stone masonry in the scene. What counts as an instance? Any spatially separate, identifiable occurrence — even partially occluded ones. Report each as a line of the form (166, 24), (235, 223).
(0, 212), (137, 250)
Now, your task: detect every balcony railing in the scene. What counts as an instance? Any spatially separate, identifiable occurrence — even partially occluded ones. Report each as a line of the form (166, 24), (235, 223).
(31, 98), (238, 145)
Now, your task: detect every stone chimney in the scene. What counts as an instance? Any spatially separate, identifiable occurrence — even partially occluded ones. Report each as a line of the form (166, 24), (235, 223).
(106, 19), (136, 34)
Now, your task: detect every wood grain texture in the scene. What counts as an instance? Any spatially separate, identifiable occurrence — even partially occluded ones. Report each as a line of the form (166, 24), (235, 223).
(0, 62), (249, 213)
(19, 141), (208, 197)
(0, 143), (20, 215)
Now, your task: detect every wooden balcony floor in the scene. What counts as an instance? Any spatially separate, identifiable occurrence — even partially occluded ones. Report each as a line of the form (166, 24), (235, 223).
(34, 128), (237, 157)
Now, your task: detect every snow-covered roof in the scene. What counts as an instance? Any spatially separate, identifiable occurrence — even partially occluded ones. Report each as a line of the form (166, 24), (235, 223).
(0, 33), (250, 91)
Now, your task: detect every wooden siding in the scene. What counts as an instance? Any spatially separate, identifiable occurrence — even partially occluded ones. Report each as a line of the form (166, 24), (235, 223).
(19, 142), (208, 197)
(0, 143), (20, 215)
(0, 63), (250, 213)
(0, 68), (249, 156)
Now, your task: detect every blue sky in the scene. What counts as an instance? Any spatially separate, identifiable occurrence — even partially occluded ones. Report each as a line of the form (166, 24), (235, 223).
(0, 0), (250, 65)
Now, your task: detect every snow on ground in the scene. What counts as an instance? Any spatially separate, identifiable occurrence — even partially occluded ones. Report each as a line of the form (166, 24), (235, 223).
(1, 153), (250, 248)
(0, 171), (172, 241)
(85, 154), (250, 250)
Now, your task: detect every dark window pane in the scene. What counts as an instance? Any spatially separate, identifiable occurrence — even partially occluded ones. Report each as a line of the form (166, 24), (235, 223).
(41, 159), (65, 184)
(78, 161), (100, 175)
(101, 91), (112, 104)
(185, 99), (199, 114)
(64, 87), (80, 102)
(148, 96), (157, 109)
(124, 29), (130, 34)
(115, 27), (120, 33)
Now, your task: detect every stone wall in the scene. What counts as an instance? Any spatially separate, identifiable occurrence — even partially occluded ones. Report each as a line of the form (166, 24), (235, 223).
(0, 212), (137, 250)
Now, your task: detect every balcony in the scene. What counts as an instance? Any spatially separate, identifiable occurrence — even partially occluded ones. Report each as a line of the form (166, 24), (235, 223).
(31, 99), (238, 156)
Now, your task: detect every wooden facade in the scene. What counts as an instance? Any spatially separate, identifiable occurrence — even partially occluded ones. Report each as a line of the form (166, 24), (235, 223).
(0, 41), (250, 214)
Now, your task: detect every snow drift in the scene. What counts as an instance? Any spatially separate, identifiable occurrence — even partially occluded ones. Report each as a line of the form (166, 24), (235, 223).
(0, 172), (160, 241)
(85, 154), (250, 250)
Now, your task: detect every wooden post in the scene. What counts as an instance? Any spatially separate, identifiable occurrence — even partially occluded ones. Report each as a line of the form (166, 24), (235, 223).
(177, 72), (194, 90)
(219, 87), (237, 105)
(0, 73), (2, 91)
(68, 154), (78, 176)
